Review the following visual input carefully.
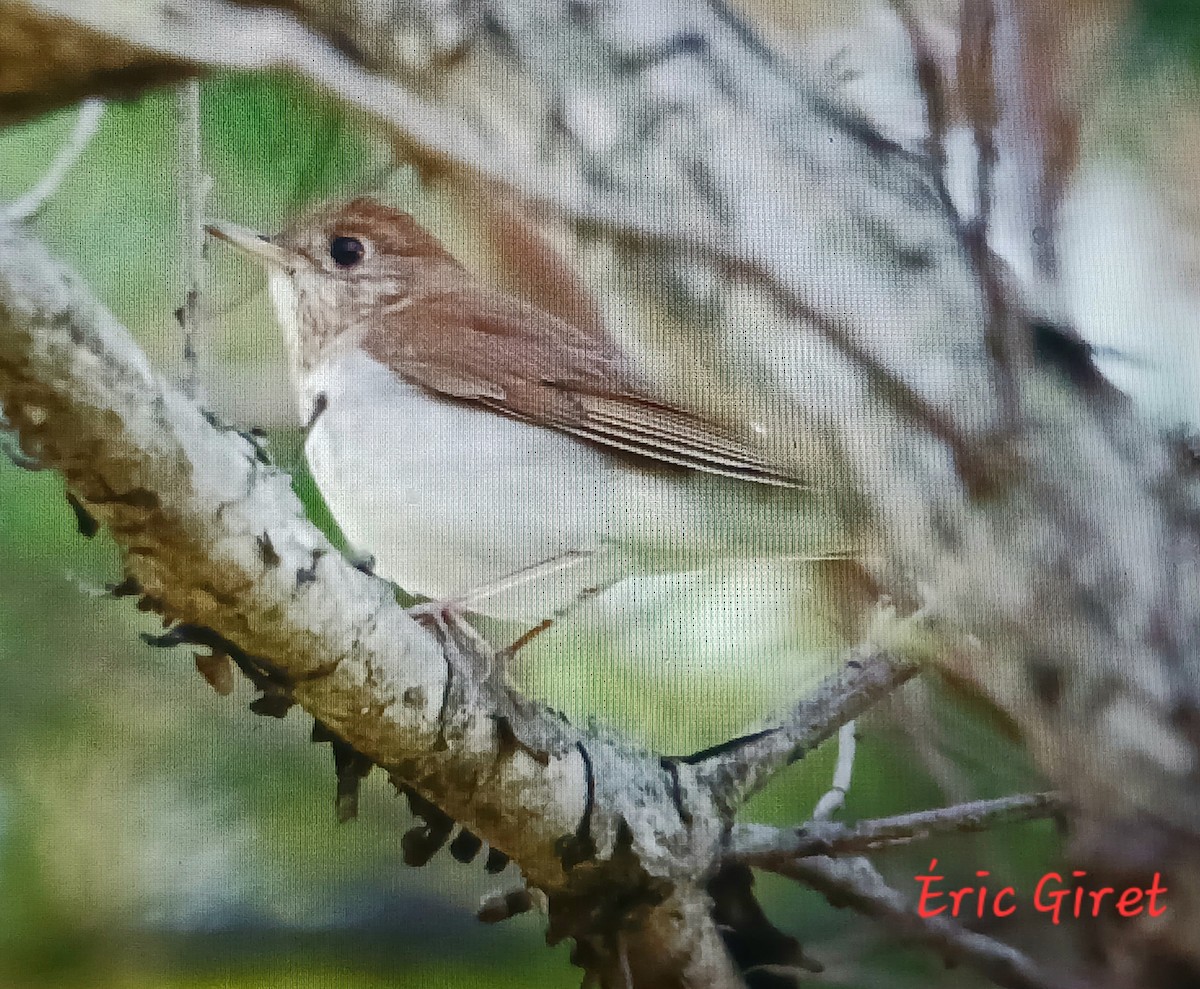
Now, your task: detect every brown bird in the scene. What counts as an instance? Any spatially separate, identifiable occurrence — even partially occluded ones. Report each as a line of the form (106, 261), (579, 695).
(208, 198), (833, 621)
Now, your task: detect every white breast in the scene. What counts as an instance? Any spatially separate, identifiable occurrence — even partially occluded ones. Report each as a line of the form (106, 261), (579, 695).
(299, 350), (619, 618)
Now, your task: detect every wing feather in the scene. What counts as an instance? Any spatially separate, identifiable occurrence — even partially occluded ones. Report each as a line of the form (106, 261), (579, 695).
(363, 286), (804, 488)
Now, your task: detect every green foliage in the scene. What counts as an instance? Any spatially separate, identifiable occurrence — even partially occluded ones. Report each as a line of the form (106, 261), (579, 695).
(1134, 0), (1200, 70)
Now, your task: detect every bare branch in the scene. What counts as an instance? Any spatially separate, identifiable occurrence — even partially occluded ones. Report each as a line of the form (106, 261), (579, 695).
(812, 719), (858, 821)
(6, 0), (1200, 979)
(782, 856), (1072, 989)
(694, 651), (918, 813)
(176, 78), (210, 403)
(4, 97), (105, 221)
(729, 791), (1065, 863)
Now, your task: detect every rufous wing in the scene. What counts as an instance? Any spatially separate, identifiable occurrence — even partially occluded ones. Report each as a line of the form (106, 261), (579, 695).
(363, 286), (804, 488)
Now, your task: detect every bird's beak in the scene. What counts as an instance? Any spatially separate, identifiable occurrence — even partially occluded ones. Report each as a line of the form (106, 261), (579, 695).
(205, 221), (295, 268)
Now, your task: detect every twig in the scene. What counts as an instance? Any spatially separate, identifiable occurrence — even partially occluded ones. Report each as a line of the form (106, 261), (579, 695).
(4, 99), (106, 221)
(888, 0), (958, 223)
(694, 649), (918, 812)
(177, 79), (211, 403)
(812, 720), (857, 821)
(959, 0), (1000, 238)
(782, 855), (1070, 989)
(729, 791), (1064, 863)
(958, 0), (1025, 425)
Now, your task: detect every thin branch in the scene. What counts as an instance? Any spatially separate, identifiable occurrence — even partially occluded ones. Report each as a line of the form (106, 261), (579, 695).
(959, 0), (1000, 237)
(812, 719), (857, 821)
(782, 855), (1071, 989)
(176, 78), (210, 403)
(694, 650), (918, 812)
(4, 98), (106, 221)
(958, 0), (1025, 424)
(889, 2), (950, 177)
(729, 791), (1064, 863)
(889, 0), (962, 230)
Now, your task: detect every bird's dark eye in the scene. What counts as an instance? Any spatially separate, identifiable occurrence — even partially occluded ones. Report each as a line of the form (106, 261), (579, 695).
(329, 235), (365, 268)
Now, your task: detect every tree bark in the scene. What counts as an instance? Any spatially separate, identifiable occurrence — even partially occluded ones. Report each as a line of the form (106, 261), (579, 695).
(3, 0), (1200, 982)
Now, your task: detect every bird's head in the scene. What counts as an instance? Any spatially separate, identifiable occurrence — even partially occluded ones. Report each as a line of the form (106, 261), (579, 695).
(207, 197), (460, 370)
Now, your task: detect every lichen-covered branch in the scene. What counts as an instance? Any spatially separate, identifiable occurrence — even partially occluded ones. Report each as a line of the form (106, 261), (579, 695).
(5, 0), (1200, 980)
(0, 214), (739, 989)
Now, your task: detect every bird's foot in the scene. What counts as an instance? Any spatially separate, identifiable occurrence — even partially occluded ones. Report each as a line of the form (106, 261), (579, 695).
(407, 598), (470, 636)
(408, 599), (513, 687)
(349, 553), (376, 576)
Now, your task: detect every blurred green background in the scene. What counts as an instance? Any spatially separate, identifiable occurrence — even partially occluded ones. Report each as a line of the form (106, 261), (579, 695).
(2, 2), (1196, 986)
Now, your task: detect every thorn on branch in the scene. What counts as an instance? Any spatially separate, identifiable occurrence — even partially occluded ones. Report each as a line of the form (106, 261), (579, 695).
(334, 749), (373, 823)
(88, 486), (160, 510)
(106, 575), (141, 597)
(64, 492), (98, 538)
(478, 887), (534, 923)
(194, 650), (234, 695)
(136, 594), (165, 614)
(450, 827), (484, 864)
(485, 846), (510, 874)
(400, 786), (457, 867)
(141, 623), (227, 651)
(247, 688), (294, 719)
(311, 720), (375, 822)
(141, 622), (295, 716)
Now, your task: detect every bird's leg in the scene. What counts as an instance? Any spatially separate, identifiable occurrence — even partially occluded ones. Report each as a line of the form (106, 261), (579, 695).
(495, 618), (554, 665)
(406, 597), (477, 638)
(496, 576), (624, 663)
(409, 549), (607, 665)
(454, 548), (598, 610)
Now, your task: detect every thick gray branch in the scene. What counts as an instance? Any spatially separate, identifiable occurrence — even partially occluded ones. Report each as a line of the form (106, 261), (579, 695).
(0, 214), (740, 989)
(6, 0), (1200, 979)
